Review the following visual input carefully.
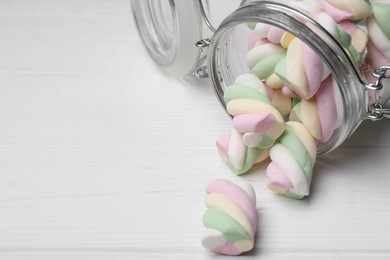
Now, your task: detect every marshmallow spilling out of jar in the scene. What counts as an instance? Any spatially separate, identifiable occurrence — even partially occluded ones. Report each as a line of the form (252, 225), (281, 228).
(216, 0), (390, 200)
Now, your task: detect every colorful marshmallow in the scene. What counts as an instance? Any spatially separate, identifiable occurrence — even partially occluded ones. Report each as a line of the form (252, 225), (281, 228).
(339, 21), (369, 64)
(202, 179), (257, 255)
(225, 74), (286, 144)
(217, 74), (286, 175)
(247, 43), (286, 81)
(266, 121), (317, 199)
(274, 38), (330, 100)
(216, 130), (270, 175)
(322, 0), (372, 22)
(289, 76), (338, 142)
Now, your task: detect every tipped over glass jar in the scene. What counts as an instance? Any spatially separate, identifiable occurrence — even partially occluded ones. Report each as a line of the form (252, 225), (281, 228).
(132, 0), (390, 199)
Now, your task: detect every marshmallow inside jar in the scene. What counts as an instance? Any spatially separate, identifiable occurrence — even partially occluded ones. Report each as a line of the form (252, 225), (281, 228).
(209, 0), (390, 199)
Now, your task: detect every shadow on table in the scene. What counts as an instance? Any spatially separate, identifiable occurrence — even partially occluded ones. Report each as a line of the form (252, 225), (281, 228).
(311, 119), (390, 198)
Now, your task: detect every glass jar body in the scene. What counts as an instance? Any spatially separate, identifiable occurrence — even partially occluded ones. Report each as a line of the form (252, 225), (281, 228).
(132, 0), (390, 155)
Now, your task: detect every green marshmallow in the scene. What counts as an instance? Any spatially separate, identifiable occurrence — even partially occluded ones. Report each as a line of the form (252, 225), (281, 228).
(279, 125), (313, 183)
(257, 135), (275, 149)
(247, 23), (256, 30)
(250, 53), (286, 80)
(224, 84), (271, 104)
(274, 56), (289, 84)
(284, 189), (305, 200)
(372, 3), (390, 40)
(292, 97), (301, 107)
(348, 45), (363, 64)
(227, 146), (262, 175)
(203, 208), (250, 242)
(337, 26), (352, 49)
(291, 101), (302, 119)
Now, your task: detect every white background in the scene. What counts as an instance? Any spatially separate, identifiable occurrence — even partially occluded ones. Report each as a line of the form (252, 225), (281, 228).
(1, 0), (390, 259)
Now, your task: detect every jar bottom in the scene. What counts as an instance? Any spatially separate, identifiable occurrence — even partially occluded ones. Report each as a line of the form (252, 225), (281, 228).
(132, 0), (203, 78)
(132, 0), (177, 67)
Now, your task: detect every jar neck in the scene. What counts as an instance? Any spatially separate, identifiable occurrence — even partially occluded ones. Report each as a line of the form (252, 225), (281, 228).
(194, 0), (245, 79)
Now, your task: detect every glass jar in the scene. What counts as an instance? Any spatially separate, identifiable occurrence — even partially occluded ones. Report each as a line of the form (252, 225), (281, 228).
(131, 0), (241, 78)
(131, 0), (390, 155)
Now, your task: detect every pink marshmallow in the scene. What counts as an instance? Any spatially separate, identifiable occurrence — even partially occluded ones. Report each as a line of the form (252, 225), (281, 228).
(281, 85), (296, 97)
(216, 133), (230, 157)
(266, 162), (293, 189)
(233, 113), (277, 134)
(252, 38), (271, 49)
(214, 241), (242, 256)
(248, 32), (259, 50)
(265, 85), (275, 99)
(367, 40), (390, 69)
(316, 76), (337, 142)
(302, 42), (324, 99)
(322, 0), (354, 22)
(338, 20), (358, 35)
(206, 179), (257, 230)
(267, 26), (285, 44)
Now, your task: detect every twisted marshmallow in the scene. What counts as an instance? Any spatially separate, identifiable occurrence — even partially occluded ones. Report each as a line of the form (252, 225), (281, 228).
(266, 121), (317, 199)
(275, 38), (330, 100)
(216, 130), (270, 175)
(266, 87), (292, 116)
(339, 20), (368, 64)
(225, 74), (285, 148)
(289, 76), (338, 142)
(322, 0), (372, 22)
(247, 41), (286, 81)
(202, 179), (257, 255)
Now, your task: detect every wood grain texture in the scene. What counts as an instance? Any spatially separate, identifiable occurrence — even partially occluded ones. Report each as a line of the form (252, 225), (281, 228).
(0, 1), (390, 259)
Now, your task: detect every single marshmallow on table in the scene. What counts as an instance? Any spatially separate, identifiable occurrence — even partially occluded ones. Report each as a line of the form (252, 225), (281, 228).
(202, 178), (257, 255)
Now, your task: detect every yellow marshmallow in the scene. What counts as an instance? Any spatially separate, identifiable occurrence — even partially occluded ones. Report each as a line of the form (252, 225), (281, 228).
(280, 31), (296, 48)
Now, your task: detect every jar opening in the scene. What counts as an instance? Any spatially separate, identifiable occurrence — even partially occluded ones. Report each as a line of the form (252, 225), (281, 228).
(208, 1), (366, 155)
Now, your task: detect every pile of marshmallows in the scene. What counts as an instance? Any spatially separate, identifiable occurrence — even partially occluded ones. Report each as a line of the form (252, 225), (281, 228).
(216, 0), (390, 200)
(202, 0), (390, 256)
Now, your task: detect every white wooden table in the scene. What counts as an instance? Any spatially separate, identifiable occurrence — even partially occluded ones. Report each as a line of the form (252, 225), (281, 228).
(1, 1), (390, 259)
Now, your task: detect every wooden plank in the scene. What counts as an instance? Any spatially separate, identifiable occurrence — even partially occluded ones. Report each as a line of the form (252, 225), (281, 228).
(1, 0), (390, 259)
